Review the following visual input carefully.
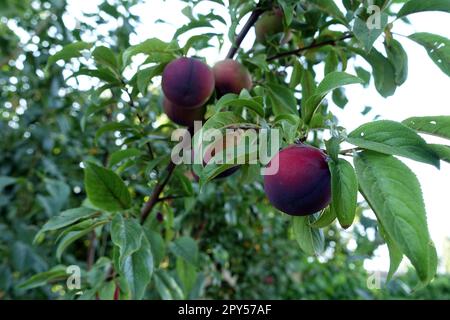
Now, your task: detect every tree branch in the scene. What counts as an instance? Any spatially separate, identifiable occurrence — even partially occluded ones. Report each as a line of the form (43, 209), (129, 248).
(226, 7), (264, 59)
(266, 33), (353, 61)
(140, 161), (176, 223)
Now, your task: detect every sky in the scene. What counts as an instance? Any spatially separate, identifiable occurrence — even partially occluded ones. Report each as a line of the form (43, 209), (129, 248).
(64, 0), (450, 274)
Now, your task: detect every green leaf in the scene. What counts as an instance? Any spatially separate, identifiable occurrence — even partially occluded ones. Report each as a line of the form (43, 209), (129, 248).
(385, 39), (409, 86)
(84, 162), (132, 212)
(92, 46), (118, 71)
(324, 49), (339, 74)
(121, 235), (153, 300)
(353, 47), (397, 97)
(353, 11), (389, 51)
(355, 66), (371, 87)
(122, 38), (179, 67)
(329, 158), (358, 229)
(111, 214), (144, 268)
(378, 223), (403, 281)
(109, 148), (143, 168)
(136, 63), (166, 95)
(428, 144), (450, 163)
(18, 265), (68, 290)
(0, 176), (16, 191)
(403, 116), (450, 140)
(292, 215), (324, 256)
(274, 114), (301, 144)
(37, 207), (97, 235)
(309, 0), (348, 26)
(182, 33), (218, 54)
(169, 236), (199, 266)
(145, 229), (166, 266)
(408, 33), (450, 77)
(154, 270), (184, 300)
(354, 151), (437, 285)
(300, 68), (316, 103)
(347, 120), (440, 168)
(267, 82), (297, 116)
(289, 60), (303, 89)
(214, 93), (264, 117)
(397, 0), (450, 19)
(309, 207), (336, 228)
(56, 220), (107, 261)
(303, 72), (363, 123)
(69, 67), (121, 84)
(176, 257), (197, 296)
(332, 87), (348, 108)
(46, 41), (92, 69)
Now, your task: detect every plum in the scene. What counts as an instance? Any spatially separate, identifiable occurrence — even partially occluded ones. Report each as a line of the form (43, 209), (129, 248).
(161, 57), (215, 108)
(263, 144), (331, 216)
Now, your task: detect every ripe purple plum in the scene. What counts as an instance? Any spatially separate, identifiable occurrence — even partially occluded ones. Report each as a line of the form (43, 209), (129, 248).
(263, 144), (331, 216)
(162, 57), (215, 108)
(162, 97), (205, 127)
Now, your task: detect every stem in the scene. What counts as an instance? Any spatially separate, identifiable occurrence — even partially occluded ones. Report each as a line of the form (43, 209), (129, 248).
(226, 7), (264, 59)
(266, 33), (353, 61)
(140, 161), (176, 223)
(86, 232), (96, 270)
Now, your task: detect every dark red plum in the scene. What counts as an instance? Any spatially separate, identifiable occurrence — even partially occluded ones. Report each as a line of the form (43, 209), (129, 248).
(213, 59), (252, 97)
(161, 57), (215, 108)
(163, 97), (205, 127)
(263, 144), (331, 216)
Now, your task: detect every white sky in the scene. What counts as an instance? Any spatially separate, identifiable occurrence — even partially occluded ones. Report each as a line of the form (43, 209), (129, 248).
(65, 0), (450, 274)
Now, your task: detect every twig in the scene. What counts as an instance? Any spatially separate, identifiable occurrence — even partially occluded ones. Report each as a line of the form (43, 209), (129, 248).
(140, 161), (177, 223)
(86, 232), (96, 270)
(266, 33), (353, 61)
(157, 195), (185, 203)
(226, 7), (264, 59)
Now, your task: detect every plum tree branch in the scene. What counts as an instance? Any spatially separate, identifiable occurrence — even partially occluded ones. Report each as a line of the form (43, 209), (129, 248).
(140, 161), (177, 223)
(266, 33), (354, 61)
(226, 7), (264, 59)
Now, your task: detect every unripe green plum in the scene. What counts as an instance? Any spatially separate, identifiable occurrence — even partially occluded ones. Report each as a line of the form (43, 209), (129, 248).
(212, 59), (252, 97)
(263, 144), (331, 216)
(255, 8), (284, 43)
(162, 57), (215, 108)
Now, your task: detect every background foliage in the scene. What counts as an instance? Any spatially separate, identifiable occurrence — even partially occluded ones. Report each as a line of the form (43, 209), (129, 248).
(1, 0), (449, 300)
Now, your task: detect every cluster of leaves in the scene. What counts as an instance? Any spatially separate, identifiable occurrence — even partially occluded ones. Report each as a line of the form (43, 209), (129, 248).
(1, 0), (450, 299)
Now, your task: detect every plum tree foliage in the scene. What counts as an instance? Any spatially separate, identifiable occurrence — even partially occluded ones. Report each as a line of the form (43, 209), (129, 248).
(1, 0), (450, 300)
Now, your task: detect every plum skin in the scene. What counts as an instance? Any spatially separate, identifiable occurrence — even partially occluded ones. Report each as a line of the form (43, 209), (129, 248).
(163, 98), (205, 127)
(161, 57), (215, 108)
(255, 8), (284, 43)
(213, 59), (252, 97)
(263, 144), (331, 216)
